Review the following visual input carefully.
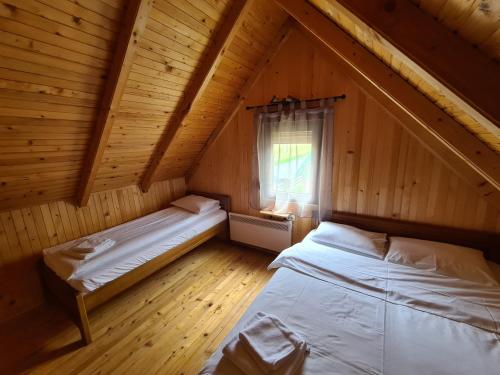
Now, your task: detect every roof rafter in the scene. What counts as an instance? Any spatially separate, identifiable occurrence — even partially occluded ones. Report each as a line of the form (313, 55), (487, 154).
(186, 19), (294, 181)
(320, 0), (500, 134)
(140, 0), (252, 193)
(275, 0), (500, 209)
(76, 0), (153, 206)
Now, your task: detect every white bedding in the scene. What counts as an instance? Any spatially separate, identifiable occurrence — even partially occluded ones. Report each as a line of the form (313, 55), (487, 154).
(43, 207), (227, 293)
(201, 235), (500, 374)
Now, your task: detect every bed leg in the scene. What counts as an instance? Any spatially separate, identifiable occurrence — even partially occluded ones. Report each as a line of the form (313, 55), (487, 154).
(76, 294), (92, 344)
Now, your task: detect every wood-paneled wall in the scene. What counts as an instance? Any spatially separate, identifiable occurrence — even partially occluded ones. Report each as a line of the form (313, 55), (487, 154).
(189, 29), (500, 240)
(0, 177), (185, 322)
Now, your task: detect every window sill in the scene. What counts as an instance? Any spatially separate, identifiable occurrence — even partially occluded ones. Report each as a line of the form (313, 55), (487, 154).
(259, 210), (295, 221)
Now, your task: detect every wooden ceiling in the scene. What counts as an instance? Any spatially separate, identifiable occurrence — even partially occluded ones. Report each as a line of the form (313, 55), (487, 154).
(0, 0), (126, 209)
(311, 0), (500, 151)
(411, 0), (500, 61)
(0, 0), (498, 212)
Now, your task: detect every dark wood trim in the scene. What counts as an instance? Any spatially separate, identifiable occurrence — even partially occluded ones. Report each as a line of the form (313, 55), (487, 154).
(327, 211), (500, 263)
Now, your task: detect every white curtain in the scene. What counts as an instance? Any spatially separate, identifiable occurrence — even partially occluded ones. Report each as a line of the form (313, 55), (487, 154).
(252, 101), (334, 220)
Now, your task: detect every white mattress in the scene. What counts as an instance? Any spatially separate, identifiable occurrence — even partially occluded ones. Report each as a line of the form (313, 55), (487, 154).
(43, 207), (227, 293)
(202, 235), (500, 375)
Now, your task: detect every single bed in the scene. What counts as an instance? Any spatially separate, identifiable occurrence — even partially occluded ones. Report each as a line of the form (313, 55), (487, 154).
(201, 213), (500, 375)
(39, 191), (230, 344)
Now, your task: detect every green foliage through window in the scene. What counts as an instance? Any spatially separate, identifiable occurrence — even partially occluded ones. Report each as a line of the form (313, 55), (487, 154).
(272, 143), (313, 196)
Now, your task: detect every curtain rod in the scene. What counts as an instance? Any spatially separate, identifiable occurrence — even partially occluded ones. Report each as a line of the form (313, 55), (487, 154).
(245, 94), (346, 111)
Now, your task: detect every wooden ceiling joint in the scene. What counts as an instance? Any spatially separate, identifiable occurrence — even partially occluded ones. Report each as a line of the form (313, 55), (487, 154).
(140, 0), (252, 192)
(186, 19), (294, 181)
(319, 0), (500, 134)
(274, 0), (500, 209)
(76, 0), (153, 206)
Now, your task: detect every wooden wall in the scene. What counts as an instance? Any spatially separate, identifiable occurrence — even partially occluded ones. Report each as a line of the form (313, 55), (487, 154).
(0, 177), (185, 322)
(189, 29), (500, 241)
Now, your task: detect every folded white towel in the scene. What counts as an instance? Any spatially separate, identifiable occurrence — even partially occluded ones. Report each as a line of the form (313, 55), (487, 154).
(222, 335), (307, 375)
(64, 238), (115, 260)
(239, 312), (305, 373)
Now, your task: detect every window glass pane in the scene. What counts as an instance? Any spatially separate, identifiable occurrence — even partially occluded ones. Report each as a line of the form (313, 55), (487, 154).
(271, 143), (313, 199)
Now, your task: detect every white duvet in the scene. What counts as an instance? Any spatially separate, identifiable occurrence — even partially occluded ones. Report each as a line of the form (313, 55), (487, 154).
(201, 236), (500, 374)
(44, 207), (227, 293)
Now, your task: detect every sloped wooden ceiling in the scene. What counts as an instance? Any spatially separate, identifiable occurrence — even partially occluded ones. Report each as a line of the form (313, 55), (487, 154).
(0, 0), (288, 210)
(310, 0), (500, 151)
(411, 0), (500, 61)
(0, 0), (498, 213)
(143, 1), (289, 185)
(0, 0), (126, 210)
(92, 0), (235, 193)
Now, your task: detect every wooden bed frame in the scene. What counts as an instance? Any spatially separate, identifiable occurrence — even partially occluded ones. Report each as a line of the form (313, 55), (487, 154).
(39, 191), (231, 345)
(327, 211), (500, 263)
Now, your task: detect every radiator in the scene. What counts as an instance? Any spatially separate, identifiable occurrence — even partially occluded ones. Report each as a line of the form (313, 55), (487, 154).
(229, 213), (292, 252)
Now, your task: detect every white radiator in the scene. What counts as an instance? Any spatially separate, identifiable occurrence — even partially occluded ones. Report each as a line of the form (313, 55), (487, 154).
(229, 213), (292, 252)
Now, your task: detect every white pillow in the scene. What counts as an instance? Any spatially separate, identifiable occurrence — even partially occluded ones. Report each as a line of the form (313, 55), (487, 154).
(170, 195), (220, 214)
(310, 222), (388, 259)
(386, 237), (499, 286)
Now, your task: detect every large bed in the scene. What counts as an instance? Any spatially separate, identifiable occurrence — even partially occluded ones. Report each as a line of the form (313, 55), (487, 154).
(201, 213), (500, 375)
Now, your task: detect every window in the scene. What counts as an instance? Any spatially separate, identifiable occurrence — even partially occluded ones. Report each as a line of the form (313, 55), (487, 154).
(256, 109), (328, 217)
(271, 135), (314, 201)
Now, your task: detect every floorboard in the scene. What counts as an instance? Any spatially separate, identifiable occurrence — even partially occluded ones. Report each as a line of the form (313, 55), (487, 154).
(0, 239), (275, 375)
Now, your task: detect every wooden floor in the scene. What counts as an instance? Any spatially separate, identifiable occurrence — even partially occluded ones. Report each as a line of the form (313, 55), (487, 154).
(0, 240), (275, 375)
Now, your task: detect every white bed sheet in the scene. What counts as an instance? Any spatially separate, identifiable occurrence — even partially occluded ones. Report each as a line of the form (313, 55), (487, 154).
(488, 261), (500, 284)
(201, 235), (500, 375)
(43, 207), (227, 293)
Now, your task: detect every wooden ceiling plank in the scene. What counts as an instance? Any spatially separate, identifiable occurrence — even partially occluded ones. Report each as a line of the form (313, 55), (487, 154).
(76, 0), (153, 206)
(299, 28), (500, 211)
(316, 0), (499, 135)
(186, 20), (293, 181)
(275, 0), (500, 209)
(141, 0), (252, 192)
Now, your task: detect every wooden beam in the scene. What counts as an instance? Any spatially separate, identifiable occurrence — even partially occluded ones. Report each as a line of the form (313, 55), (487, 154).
(140, 0), (251, 192)
(300, 27), (500, 210)
(76, 0), (153, 206)
(275, 0), (500, 209)
(186, 20), (294, 181)
(315, 0), (500, 134)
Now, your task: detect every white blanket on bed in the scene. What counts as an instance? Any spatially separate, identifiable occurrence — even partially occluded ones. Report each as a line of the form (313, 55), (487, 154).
(201, 238), (500, 375)
(43, 207), (227, 292)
